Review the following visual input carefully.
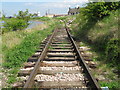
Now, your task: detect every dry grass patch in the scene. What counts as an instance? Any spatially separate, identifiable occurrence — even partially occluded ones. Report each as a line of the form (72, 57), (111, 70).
(26, 23), (48, 33)
(2, 31), (24, 49)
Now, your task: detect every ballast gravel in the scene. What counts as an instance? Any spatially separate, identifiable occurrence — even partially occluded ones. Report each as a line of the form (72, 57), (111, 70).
(40, 66), (80, 71)
(19, 66), (84, 82)
(42, 61), (77, 64)
(20, 66), (81, 71)
(35, 73), (84, 82)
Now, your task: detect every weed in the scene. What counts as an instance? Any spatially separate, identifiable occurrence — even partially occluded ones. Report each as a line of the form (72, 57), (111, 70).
(71, 7), (119, 88)
(100, 81), (119, 89)
(3, 27), (54, 68)
(48, 46), (53, 50)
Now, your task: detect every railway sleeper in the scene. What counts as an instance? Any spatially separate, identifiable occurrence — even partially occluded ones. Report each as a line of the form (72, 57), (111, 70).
(18, 70), (83, 76)
(48, 46), (73, 49)
(23, 61), (79, 67)
(48, 49), (73, 52)
(52, 42), (71, 44)
(47, 53), (75, 57)
(13, 27), (101, 89)
(45, 57), (76, 61)
(34, 81), (87, 88)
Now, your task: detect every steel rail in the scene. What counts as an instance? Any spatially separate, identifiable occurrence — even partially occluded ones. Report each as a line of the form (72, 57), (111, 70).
(65, 26), (101, 90)
(22, 22), (101, 89)
(23, 28), (57, 88)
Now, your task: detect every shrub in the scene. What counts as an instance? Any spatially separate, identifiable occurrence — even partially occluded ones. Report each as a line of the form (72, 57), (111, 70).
(106, 39), (120, 65)
(81, 2), (120, 20)
(2, 18), (28, 33)
(16, 9), (31, 22)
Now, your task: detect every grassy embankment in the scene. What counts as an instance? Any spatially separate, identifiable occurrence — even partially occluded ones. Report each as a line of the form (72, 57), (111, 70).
(70, 8), (119, 89)
(1, 18), (59, 87)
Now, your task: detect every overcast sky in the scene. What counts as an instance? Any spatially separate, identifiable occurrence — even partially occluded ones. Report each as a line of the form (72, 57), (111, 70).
(1, 0), (89, 17)
(2, 0), (89, 2)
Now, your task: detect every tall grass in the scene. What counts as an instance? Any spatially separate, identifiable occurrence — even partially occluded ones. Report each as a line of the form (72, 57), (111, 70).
(72, 9), (119, 62)
(2, 20), (57, 68)
(1, 19), (59, 87)
(71, 7), (119, 89)
(3, 27), (53, 68)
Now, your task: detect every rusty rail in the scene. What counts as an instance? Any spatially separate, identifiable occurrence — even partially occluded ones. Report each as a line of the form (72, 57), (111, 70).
(65, 26), (101, 90)
(23, 22), (101, 89)
(23, 28), (57, 88)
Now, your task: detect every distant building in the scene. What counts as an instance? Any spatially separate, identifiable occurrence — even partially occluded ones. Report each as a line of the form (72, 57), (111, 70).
(45, 14), (55, 18)
(44, 11), (55, 18)
(37, 12), (41, 17)
(68, 7), (80, 15)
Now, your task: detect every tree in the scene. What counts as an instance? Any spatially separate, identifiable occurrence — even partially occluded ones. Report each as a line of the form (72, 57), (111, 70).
(82, 2), (120, 20)
(2, 14), (6, 19)
(16, 9), (31, 22)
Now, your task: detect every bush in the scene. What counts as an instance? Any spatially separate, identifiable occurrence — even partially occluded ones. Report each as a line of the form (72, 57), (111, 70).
(81, 2), (120, 20)
(16, 9), (31, 22)
(2, 9), (32, 33)
(2, 18), (28, 33)
(106, 39), (120, 65)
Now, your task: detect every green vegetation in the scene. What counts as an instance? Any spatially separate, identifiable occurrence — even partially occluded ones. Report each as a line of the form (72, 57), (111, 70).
(73, 4), (119, 67)
(31, 16), (51, 21)
(15, 9), (31, 22)
(81, 2), (120, 20)
(100, 81), (119, 89)
(3, 27), (54, 86)
(54, 16), (67, 20)
(2, 18), (28, 33)
(3, 29), (51, 68)
(70, 2), (119, 89)
(1, 17), (59, 87)
(2, 14), (6, 19)
(3, 22), (56, 68)
(1, 2), (119, 88)
(2, 9), (33, 34)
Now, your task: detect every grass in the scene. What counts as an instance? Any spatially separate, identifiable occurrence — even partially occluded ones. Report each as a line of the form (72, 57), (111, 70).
(70, 9), (119, 89)
(100, 81), (119, 89)
(31, 17), (51, 21)
(3, 28), (53, 68)
(1, 19), (59, 88)
(2, 20), (54, 62)
(48, 46), (54, 50)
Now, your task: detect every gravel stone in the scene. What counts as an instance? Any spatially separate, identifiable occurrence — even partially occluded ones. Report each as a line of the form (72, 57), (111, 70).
(40, 66), (81, 71)
(35, 73), (84, 82)
(43, 61), (77, 64)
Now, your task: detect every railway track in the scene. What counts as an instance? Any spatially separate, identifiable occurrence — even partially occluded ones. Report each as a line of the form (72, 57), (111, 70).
(13, 25), (101, 89)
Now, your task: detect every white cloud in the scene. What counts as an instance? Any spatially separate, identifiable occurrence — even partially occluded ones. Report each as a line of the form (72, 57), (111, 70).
(24, 3), (33, 6)
(75, 4), (80, 8)
(34, 2), (71, 8)
(64, 0), (89, 3)
(74, 0), (88, 3)
(50, 3), (71, 8)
